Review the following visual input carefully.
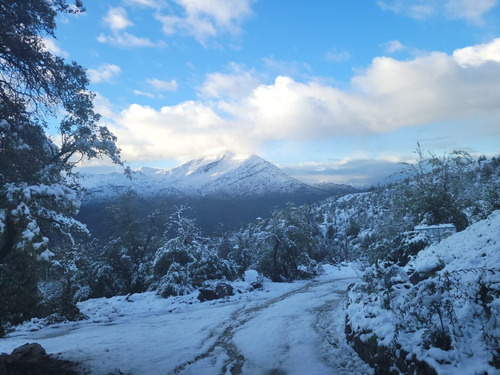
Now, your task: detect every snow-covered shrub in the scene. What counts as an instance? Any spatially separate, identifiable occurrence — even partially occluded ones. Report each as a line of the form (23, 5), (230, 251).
(252, 204), (322, 281)
(152, 243), (238, 298)
(346, 210), (500, 374)
(87, 262), (125, 299)
(190, 250), (237, 286)
(384, 231), (430, 266)
(153, 245), (195, 277)
(151, 208), (238, 298)
(155, 262), (194, 298)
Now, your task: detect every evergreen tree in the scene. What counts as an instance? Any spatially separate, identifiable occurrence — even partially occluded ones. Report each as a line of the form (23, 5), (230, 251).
(0, 0), (122, 334)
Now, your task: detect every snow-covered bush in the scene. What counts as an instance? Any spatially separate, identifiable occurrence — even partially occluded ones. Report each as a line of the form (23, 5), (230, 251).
(155, 262), (194, 298)
(231, 204), (324, 282)
(190, 250), (237, 286)
(151, 207), (237, 297)
(346, 210), (500, 374)
(153, 246), (238, 298)
(384, 231), (430, 266)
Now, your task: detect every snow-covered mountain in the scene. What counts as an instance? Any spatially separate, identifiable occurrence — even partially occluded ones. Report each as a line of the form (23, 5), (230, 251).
(80, 153), (328, 201)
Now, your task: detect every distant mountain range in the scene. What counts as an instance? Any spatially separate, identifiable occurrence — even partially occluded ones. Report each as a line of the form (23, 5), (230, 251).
(80, 153), (357, 201)
(78, 153), (358, 234)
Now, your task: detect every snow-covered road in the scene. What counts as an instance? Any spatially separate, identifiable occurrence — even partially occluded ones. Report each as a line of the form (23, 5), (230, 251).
(0, 266), (373, 374)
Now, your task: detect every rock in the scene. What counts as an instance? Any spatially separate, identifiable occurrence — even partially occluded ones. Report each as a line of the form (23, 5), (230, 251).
(409, 271), (422, 285)
(0, 343), (81, 375)
(197, 282), (235, 302)
(198, 288), (219, 302)
(215, 283), (234, 298)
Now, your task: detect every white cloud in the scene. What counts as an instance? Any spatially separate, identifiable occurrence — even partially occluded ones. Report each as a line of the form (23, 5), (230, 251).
(108, 102), (253, 161)
(377, 0), (497, 23)
(324, 49), (351, 63)
(198, 63), (261, 100)
(453, 38), (500, 66)
(97, 32), (165, 48)
(124, 0), (166, 9)
(133, 90), (156, 98)
(99, 39), (500, 163)
(99, 7), (165, 48)
(41, 37), (69, 57)
(93, 92), (115, 118)
(383, 40), (405, 53)
(147, 78), (178, 91)
(103, 7), (133, 32)
(377, 0), (435, 19)
(87, 64), (122, 84)
(155, 0), (254, 44)
(445, 0), (497, 23)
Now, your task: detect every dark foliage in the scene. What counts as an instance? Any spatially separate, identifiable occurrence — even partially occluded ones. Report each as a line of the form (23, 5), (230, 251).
(0, 0), (121, 334)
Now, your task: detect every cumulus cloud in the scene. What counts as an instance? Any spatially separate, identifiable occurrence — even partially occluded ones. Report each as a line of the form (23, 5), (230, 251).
(124, 0), (166, 9)
(445, 0), (497, 23)
(99, 38), (500, 163)
(97, 32), (165, 48)
(377, 0), (497, 23)
(383, 40), (405, 53)
(103, 7), (133, 31)
(99, 7), (165, 48)
(198, 63), (261, 100)
(87, 64), (122, 84)
(453, 38), (500, 66)
(377, 0), (435, 19)
(106, 102), (254, 161)
(131, 79), (178, 100)
(133, 90), (156, 98)
(147, 78), (178, 91)
(155, 0), (254, 44)
(41, 37), (69, 57)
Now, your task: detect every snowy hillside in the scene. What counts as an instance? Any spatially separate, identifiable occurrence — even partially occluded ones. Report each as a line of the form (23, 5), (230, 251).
(80, 153), (327, 201)
(346, 210), (500, 374)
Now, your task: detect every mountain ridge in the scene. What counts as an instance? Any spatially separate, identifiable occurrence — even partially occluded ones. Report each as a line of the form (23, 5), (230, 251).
(80, 153), (354, 202)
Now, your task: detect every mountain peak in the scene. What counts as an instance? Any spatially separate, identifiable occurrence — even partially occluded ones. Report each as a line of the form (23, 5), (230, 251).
(80, 153), (328, 201)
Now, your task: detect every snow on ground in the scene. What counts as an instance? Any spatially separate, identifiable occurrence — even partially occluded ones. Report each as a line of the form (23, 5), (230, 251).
(0, 264), (372, 375)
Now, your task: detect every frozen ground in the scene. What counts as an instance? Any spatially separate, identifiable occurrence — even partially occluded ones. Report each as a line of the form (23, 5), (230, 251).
(0, 265), (372, 375)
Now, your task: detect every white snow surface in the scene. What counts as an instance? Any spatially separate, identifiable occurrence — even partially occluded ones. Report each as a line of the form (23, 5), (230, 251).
(0, 265), (372, 375)
(80, 153), (318, 201)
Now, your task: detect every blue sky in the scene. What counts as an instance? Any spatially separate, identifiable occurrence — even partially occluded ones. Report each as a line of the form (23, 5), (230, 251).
(49, 0), (500, 185)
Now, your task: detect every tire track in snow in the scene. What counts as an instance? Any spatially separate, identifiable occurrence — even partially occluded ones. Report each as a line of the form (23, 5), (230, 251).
(171, 277), (358, 375)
